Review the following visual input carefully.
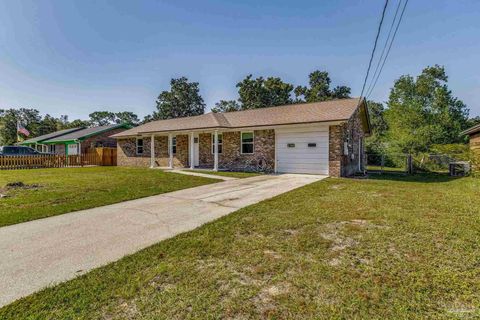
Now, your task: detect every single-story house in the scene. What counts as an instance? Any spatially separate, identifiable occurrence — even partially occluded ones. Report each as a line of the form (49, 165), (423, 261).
(461, 124), (480, 153)
(21, 124), (131, 155)
(112, 98), (370, 177)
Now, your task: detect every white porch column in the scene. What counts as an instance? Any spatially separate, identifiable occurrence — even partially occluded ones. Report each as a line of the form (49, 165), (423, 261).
(189, 132), (195, 169)
(168, 133), (173, 169)
(213, 130), (219, 172)
(150, 134), (155, 168)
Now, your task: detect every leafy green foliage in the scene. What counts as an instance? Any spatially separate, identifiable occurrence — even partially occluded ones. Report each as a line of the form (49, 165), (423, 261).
(0, 108), (42, 145)
(294, 70), (351, 102)
(384, 65), (469, 154)
(365, 100), (388, 154)
(236, 75), (294, 109)
(88, 111), (116, 126)
(211, 100), (242, 113)
(152, 77), (205, 120)
(88, 111), (140, 126)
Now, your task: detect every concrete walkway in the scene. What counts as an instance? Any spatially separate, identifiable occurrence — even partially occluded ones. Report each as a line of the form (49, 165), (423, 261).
(0, 174), (325, 307)
(165, 169), (238, 180)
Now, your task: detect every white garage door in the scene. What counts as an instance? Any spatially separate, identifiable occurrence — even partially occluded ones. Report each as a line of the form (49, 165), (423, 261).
(276, 126), (329, 175)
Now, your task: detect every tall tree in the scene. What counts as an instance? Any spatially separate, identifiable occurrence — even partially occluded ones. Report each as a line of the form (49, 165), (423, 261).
(0, 108), (42, 145)
(89, 111), (116, 126)
(114, 111), (140, 125)
(152, 77), (205, 120)
(384, 65), (469, 153)
(236, 75), (294, 109)
(294, 70), (351, 102)
(364, 101), (388, 154)
(37, 114), (66, 136)
(66, 119), (91, 129)
(465, 116), (480, 129)
(211, 100), (242, 113)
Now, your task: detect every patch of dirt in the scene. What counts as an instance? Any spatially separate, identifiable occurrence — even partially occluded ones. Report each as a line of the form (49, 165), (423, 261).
(320, 219), (384, 266)
(102, 298), (140, 320)
(283, 229), (299, 236)
(6, 181), (42, 189)
(0, 181), (43, 199)
(444, 301), (478, 318)
(263, 250), (282, 260)
(329, 184), (345, 190)
(148, 275), (176, 292)
(253, 283), (291, 315)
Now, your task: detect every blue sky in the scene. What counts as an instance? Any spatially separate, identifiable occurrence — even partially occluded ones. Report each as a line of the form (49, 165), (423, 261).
(0, 0), (478, 120)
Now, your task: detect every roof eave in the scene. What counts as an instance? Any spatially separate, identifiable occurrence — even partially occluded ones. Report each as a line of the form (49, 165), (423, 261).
(112, 119), (349, 139)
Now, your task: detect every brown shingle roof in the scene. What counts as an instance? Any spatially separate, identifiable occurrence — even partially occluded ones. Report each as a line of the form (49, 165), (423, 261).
(113, 98), (362, 138)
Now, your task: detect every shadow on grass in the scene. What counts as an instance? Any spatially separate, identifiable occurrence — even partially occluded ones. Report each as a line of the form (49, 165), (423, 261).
(367, 172), (463, 183)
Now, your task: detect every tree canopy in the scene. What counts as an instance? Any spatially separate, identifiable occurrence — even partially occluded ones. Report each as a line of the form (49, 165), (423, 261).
(88, 111), (140, 126)
(211, 100), (242, 113)
(236, 75), (294, 109)
(151, 77), (205, 120)
(294, 70), (351, 103)
(382, 65), (470, 153)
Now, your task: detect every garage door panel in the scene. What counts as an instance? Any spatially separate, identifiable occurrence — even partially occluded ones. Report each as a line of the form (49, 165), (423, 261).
(278, 154), (328, 160)
(276, 131), (328, 138)
(278, 158), (328, 164)
(276, 126), (329, 175)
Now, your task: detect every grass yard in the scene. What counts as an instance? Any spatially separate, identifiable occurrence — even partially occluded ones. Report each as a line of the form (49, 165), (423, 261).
(0, 167), (217, 227)
(1, 174), (480, 319)
(184, 169), (262, 179)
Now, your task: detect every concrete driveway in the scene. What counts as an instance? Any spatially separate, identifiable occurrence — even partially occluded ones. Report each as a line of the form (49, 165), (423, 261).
(0, 173), (325, 307)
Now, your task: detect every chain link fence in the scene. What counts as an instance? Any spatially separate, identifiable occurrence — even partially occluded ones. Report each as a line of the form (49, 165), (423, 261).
(367, 152), (476, 175)
(366, 153), (412, 174)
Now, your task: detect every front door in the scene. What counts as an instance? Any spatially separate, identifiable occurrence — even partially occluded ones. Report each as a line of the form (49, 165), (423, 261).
(67, 144), (79, 155)
(194, 134), (200, 166)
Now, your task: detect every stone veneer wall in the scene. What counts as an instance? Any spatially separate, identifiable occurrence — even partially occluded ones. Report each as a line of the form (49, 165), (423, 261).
(117, 134), (189, 168)
(328, 108), (366, 177)
(198, 129), (275, 172)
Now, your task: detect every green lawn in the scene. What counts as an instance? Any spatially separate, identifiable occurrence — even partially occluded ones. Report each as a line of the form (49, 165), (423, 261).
(184, 169), (262, 179)
(0, 167), (217, 227)
(2, 174), (480, 319)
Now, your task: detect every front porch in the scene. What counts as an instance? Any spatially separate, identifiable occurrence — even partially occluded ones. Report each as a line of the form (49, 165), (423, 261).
(147, 130), (222, 171)
(117, 129), (275, 173)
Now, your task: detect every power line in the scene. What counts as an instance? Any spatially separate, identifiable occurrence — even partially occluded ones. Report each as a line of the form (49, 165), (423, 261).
(365, 0), (403, 97)
(359, 0), (390, 101)
(366, 0), (409, 99)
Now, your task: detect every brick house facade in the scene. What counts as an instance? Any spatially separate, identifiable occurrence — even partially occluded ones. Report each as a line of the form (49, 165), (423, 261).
(113, 98), (370, 177)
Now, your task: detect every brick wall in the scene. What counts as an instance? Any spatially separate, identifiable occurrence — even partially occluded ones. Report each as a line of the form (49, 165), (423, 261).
(328, 108), (366, 177)
(117, 135), (189, 168)
(328, 125), (343, 177)
(80, 128), (127, 154)
(198, 129), (275, 172)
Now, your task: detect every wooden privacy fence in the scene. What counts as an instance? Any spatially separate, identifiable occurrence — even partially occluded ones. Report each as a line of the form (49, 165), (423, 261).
(0, 148), (117, 170)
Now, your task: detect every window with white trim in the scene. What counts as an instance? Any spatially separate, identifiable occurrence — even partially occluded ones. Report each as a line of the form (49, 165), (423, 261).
(172, 136), (177, 154)
(136, 138), (144, 155)
(241, 132), (254, 154)
(211, 133), (223, 154)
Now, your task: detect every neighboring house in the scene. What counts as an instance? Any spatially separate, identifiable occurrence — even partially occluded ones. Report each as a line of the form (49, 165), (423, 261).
(461, 124), (480, 153)
(20, 127), (84, 153)
(112, 98), (370, 177)
(21, 124), (131, 155)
